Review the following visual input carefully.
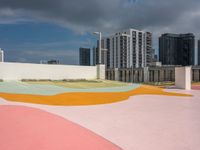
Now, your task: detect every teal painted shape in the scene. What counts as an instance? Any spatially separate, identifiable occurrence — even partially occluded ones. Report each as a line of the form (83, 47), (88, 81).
(0, 81), (141, 95)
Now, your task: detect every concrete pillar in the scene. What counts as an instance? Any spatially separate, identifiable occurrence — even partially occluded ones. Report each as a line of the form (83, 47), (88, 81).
(132, 70), (135, 83)
(154, 70), (158, 82)
(175, 66), (191, 90)
(199, 70), (200, 82)
(138, 70), (143, 82)
(151, 70), (154, 82)
(112, 71), (115, 80)
(193, 69), (199, 82)
(107, 71), (110, 80)
(97, 64), (105, 80)
(113, 71), (115, 80)
(149, 70), (153, 82)
(143, 67), (149, 83)
(166, 70), (170, 81)
(171, 70), (175, 81)
(131, 70), (134, 83)
(134, 70), (137, 82)
(114, 68), (119, 81)
(160, 70), (164, 82)
(126, 70), (130, 82)
(163, 70), (166, 81)
(122, 70), (126, 82)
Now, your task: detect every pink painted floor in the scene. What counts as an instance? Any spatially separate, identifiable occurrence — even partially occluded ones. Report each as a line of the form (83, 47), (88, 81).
(0, 105), (121, 150)
(0, 89), (200, 150)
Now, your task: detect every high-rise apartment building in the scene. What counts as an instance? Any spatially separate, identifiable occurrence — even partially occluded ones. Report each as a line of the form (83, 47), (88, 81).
(0, 48), (4, 62)
(198, 39), (200, 65)
(95, 29), (152, 69)
(79, 47), (90, 66)
(159, 33), (195, 66)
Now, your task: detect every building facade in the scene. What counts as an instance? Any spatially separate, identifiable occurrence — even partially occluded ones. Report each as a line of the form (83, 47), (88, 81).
(94, 29), (153, 69)
(106, 66), (200, 83)
(79, 48), (90, 66)
(0, 48), (4, 62)
(159, 33), (195, 66)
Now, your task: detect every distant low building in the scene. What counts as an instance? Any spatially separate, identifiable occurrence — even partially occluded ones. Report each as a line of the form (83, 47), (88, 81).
(79, 48), (90, 66)
(47, 60), (60, 64)
(0, 48), (4, 62)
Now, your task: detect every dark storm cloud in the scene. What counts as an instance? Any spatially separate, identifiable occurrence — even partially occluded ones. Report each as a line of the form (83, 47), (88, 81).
(1, 0), (200, 34)
(1, 0), (200, 64)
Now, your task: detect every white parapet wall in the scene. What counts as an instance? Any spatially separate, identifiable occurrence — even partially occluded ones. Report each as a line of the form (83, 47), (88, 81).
(175, 66), (191, 90)
(0, 62), (97, 81)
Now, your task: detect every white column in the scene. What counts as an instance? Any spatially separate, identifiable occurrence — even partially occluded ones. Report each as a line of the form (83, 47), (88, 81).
(175, 66), (191, 90)
(0, 49), (4, 62)
(97, 64), (105, 80)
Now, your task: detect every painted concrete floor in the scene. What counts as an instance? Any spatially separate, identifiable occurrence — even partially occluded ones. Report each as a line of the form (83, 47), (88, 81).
(0, 81), (139, 95)
(0, 105), (121, 150)
(0, 88), (199, 150)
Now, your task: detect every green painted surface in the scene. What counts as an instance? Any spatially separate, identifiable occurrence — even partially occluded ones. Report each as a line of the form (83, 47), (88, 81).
(25, 80), (129, 89)
(0, 81), (140, 95)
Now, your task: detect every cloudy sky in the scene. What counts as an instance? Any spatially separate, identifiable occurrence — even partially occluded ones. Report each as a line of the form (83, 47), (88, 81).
(0, 0), (200, 64)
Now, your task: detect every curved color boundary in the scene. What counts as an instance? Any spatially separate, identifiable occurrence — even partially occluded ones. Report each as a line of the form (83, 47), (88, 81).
(0, 81), (140, 95)
(0, 85), (191, 106)
(0, 105), (122, 150)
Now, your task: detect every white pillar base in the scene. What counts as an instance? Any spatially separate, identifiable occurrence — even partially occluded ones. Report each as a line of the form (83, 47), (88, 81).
(97, 64), (105, 80)
(175, 66), (191, 90)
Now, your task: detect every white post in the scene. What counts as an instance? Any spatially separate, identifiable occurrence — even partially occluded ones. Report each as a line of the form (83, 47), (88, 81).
(0, 49), (4, 62)
(97, 64), (105, 80)
(93, 32), (102, 65)
(175, 66), (191, 90)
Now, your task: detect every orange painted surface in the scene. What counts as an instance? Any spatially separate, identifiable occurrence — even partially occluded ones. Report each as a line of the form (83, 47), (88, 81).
(0, 85), (191, 106)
